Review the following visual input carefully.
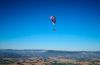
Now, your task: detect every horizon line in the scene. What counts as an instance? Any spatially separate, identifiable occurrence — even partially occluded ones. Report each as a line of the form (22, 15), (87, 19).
(0, 49), (100, 52)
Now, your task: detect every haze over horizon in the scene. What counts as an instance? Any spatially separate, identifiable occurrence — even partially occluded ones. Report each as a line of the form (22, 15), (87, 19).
(0, 0), (100, 51)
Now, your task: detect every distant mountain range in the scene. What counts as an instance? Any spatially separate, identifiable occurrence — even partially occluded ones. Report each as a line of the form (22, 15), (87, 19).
(0, 49), (100, 59)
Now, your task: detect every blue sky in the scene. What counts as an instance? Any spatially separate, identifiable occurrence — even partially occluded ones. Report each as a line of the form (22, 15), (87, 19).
(0, 0), (100, 51)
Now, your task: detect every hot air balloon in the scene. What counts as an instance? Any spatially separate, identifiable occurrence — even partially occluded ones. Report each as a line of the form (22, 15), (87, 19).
(50, 16), (56, 32)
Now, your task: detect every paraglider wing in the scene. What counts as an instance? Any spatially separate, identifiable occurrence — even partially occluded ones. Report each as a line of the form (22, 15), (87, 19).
(50, 16), (56, 25)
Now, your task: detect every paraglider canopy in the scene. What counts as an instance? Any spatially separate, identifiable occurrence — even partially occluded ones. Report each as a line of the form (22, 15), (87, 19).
(50, 16), (56, 25)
